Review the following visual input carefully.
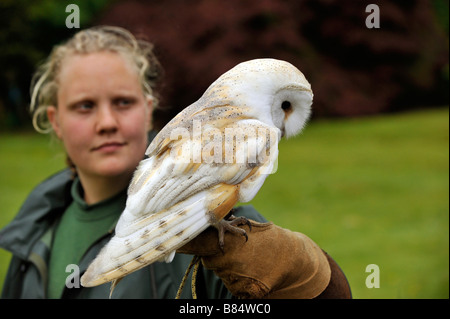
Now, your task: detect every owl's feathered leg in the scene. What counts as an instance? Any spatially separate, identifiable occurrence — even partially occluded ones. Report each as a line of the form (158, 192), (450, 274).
(216, 214), (252, 252)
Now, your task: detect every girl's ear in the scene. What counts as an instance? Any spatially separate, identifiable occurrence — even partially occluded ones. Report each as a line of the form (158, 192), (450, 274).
(47, 106), (62, 138)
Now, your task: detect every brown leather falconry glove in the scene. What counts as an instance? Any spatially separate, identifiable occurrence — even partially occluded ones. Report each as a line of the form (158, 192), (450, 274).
(177, 220), (348, 299)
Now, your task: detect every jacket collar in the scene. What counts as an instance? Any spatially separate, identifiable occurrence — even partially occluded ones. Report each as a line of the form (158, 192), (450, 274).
(0, 169), (73, 260)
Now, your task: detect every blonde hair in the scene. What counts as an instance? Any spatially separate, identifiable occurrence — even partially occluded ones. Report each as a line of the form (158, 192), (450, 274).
(30, 25), (163, 133)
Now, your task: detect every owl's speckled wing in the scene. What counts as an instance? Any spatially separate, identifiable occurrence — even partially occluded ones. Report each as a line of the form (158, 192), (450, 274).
(80, 105), (279, 288)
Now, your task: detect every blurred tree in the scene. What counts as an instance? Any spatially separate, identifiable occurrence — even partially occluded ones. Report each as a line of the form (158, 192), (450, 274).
(0, 0), (114, 130)
(1, 0), (448, 130)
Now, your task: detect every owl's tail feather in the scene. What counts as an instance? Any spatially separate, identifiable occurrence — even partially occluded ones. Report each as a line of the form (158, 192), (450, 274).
(80, 191), (211, 288)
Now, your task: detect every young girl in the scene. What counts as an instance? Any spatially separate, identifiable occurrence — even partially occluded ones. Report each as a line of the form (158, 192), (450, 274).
(0, 26), (350, 299)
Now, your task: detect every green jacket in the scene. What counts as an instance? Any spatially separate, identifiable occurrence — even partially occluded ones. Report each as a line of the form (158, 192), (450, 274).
(0, 168), (267, 299)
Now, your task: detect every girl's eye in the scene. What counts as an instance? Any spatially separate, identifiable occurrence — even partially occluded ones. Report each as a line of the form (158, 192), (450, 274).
(115, 97), (136, 108)
(74, 101), (94, 112)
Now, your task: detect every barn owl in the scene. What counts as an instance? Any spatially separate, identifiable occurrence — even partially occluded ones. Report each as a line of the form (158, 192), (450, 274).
(80, 58), (313, 288)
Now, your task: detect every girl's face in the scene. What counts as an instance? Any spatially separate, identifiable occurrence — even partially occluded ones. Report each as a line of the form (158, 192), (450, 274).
(47, 51), (152, 181)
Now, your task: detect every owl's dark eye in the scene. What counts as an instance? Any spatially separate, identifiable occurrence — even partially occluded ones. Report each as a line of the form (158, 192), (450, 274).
(281, 101), (292, 112)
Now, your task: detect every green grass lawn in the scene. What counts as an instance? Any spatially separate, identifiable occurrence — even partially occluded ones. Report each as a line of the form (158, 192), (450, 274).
(0, 108), (448, 298)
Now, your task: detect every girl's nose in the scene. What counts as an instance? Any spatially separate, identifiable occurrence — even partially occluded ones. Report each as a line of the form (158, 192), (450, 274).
(96, 104), (118, 134)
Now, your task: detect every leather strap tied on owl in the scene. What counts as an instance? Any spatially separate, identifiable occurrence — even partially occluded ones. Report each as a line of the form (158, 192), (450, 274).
(177, 220), (346, 299)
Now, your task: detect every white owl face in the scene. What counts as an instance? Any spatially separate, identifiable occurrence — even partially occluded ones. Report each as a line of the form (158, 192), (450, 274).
(210, 58), (313, 139)
(270, 85), (313, 138)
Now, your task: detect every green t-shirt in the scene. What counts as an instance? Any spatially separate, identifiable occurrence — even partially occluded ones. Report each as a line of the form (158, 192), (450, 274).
(47, 177), (126, 299)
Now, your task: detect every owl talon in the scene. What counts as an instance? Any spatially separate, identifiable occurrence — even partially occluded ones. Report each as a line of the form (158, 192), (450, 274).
(217, 216), (252, 252)
(226, 215), (253, 233)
